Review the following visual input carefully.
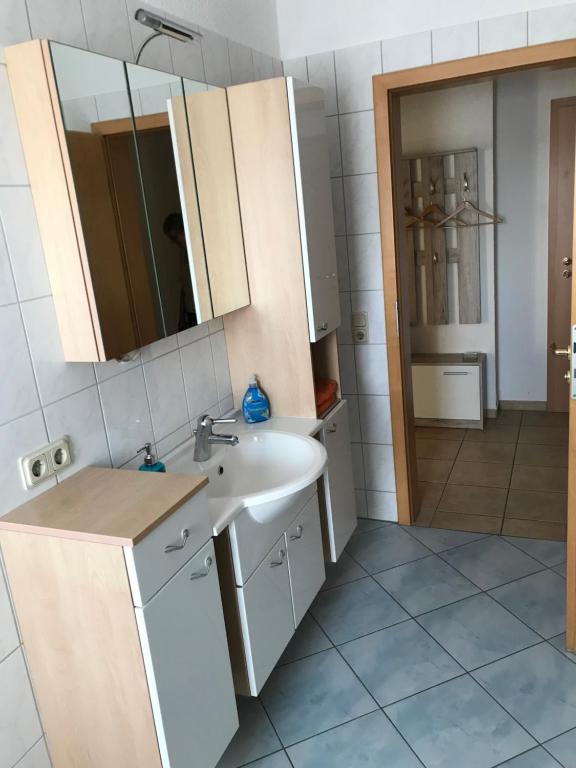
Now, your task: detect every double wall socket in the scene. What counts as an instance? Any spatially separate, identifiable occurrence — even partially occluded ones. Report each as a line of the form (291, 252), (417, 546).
(352, 311), (369, 343)
(21, 437), (72, 489)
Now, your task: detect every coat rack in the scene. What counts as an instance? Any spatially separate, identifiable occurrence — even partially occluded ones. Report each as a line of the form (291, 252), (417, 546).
(400, 149), (500, 326)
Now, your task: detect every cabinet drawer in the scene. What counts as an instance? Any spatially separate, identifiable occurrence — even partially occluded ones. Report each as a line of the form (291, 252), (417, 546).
(237, 534), (294, 695)
(286, 493), (325, 626)
(125, 488), (212, 606)
(412, 365), (481, 421)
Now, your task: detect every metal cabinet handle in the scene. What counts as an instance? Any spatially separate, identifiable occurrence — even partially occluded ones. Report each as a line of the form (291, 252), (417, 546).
(190, 555), (213, 580)
(326, 422), (337, 433)
(442, 371), (469, 376)
(164, 528), (190, 553)
(289, 525), (303, 541)
(317, 322), (328, 331)
(270, 549), (286, 567)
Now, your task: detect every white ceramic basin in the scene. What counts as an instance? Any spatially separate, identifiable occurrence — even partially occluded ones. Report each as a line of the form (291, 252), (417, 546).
(166, 430), (327, 531)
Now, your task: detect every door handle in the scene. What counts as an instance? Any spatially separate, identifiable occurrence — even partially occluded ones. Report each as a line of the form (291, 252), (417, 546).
(164, 528), (190, 553)
(563, 257), (572, 266)
(270, 549), (286, 567)
(550, 343), (571, 358)
(190, 555), (213, 580)
(289, 525), (303, 541)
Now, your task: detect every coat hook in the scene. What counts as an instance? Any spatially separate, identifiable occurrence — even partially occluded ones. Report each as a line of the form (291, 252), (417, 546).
(429, 178), (436, 194)
(433, 252), (438, 264)
(463, 173), (469, 193)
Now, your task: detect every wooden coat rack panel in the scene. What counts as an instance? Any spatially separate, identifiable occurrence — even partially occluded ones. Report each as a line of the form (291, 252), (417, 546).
(401, 149), (481, 325)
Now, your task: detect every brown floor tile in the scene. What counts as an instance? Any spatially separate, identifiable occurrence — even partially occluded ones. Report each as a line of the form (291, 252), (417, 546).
(465, 424), (519, 444)
(414, 507), (435, 526)
(417, 481), (444, 513)
(514, 443), (568, 468)
(457, 441), (515, 464)
(432, 510), (502, 535)
(417, 459), (453, 484)
(510, 465), (568, 493)
(518, 426), (569, 446)
(416, 439), (461, 461)
(437, 484), (507, 517)
(415, 427), (465, 441)
(505, 489), (567, 523)
(491, 411), (523, 426)
(448, 461), (512, 489)
(501, 518), (566, 541)
(522, 411), (568, 428)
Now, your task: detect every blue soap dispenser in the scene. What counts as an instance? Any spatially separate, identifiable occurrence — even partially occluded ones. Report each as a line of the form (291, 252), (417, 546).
(242, 374), (271, 424)
(137, 443), (166, 473)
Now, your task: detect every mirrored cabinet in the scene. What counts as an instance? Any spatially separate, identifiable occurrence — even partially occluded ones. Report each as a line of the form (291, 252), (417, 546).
(6, 40), (250, 361)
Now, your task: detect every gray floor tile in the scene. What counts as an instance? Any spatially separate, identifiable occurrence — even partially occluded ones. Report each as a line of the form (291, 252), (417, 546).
(340, 619), (463, 706)
(260, 648), (376, 746)
(473, 644), (576, 742)
(386, 675), (536, 768)
(403, 525), (487, 553)
(503, 537), (567, 567)
(217, 698), (281, 768)
(489, 570), (566, 638)
(375, 555), (479, 615)
(279, 614), (332, 665)
(544, 727), (576, 767)
(310, 576), (408, 645)
(440, 537), (543, 590)
(554, 562), (567, 578)
(247, 753), (292, 768)
(354, 517), (389, 534)
(321, 552), (367, 591)
(497, 747), (562, 767)
(346, 525), (430, 574)
(287, 710), (422, 768)
(549, 634), (576, 664)
(417, 593), (541, 670)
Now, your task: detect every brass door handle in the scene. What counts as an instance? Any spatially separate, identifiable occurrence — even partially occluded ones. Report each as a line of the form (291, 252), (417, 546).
(550, 343), (571, 357)
(565, 370), (571, 382)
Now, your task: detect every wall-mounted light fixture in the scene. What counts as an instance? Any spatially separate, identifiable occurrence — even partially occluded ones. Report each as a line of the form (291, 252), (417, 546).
(134, 8), (202, 63)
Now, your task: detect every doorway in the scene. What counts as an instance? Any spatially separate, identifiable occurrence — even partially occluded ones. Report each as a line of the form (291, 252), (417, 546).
(373, 39), (576, 647)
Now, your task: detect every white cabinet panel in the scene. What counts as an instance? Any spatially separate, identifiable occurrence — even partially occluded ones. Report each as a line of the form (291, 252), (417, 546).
(287, 77), (340, 342)
(412, 365), (481, 421)
(320, 400), (357, 562)
(136, 540), (238, 768)
(237, 535), (295, 695)
(286, 493), (326, 626)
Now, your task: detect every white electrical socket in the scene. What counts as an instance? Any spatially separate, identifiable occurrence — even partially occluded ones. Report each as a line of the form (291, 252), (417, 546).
(21, 437), (72, 490)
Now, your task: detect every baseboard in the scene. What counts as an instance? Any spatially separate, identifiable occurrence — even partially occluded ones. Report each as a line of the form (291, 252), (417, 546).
(498, 400), (546, 411)
(485, 408), (497, 418)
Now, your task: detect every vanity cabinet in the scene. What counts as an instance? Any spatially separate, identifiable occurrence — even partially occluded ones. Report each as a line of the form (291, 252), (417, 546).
(0, 468), (238, 768)
(285, 493), (326, 625)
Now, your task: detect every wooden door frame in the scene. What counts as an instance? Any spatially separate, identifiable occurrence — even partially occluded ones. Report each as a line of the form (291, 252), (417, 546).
(374, 39), (576, 647)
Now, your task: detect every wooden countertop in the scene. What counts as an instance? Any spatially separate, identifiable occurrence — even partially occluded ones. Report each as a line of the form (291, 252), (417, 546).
(412, 353), (486, 366)
(0, 467), (208, 547)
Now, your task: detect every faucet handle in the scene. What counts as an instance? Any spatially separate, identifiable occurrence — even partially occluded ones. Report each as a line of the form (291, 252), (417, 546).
(213, 418), (237, 424)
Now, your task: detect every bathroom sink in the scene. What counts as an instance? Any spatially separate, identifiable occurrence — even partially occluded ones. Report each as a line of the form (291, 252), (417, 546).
(166, 430), (327, 531)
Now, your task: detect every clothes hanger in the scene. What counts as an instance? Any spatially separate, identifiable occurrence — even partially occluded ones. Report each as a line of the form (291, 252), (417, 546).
(436, 199), (502, 228)
(405, 203), (466, 229)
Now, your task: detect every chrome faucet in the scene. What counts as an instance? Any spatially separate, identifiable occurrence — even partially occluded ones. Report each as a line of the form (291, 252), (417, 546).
(193, 414), (239, 462)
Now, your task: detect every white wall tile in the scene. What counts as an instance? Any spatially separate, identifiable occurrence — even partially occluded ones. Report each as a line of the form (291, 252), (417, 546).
(338, 345), (357, 394)
(44, 385), (111, 479)
(0, 226), (16, 307)
(337, 292), (352, 344)
(351, 443), (365, 489)
(335, 41), (381, 114)
(144, 349), (188, 440)
(177, 320), (210, 348)
(0, 0), (31, 63)
(355, 344), (389, 395)
(330, 178), (346, 236)
(252, 50), (274, 80)
(307, 51), (337, 116)
(358, 394), (392, 444)
(210, 330), (232, 402)
(171, 34), (205, 82)
(348, 234), (383, 291)
(367, 490), (398, 521)
(0, 565), (18, 662)
(479, 13), (527, 54)
(15, 738), (52, 768)
(351, 290), (386, 343)
(0, 411), (54, 517)
(326, 115), (342, 178)
(381, 31), (432, 73)
(98, 365), (153, 466)
(283, 57), (307, 81)
(339, 110), (376, 176)
(528, 3), (576, 44)
(81, 0), (133, 59)
(140, 334), (178, 363)
(94, 353), (141, 383)
(0, 65), (28, 185)
(180, 336), (219, 418)
(126, 0), (172, 71)
(208, 316), (224, 333)
(21, 297), (95, 406)
(202, 28), (232, 86)
(27, 0), (87, 47)
(432, 22), (479, 64)
(229, 40), (255, 84)
(363, 443), (395, 492)
(355, 489), (367, 518)
(343, 173), (380, 235)
(345, 394), (362, 442)
(0, 649), (42, 768)
(0, 188), (51, 302)
(335, 236), (349, 290)
(0, 305), (39, 426)
(156, 423), (192, 459)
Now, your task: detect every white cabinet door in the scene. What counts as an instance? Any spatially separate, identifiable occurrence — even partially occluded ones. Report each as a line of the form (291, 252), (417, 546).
(321, 400), (357, 562)
(412, 365), (481, 420)
(135, 540), (238, 768)
(237, 535), (294, 695)
(287, 77), (340, 342)
(286, 493), (326, 626)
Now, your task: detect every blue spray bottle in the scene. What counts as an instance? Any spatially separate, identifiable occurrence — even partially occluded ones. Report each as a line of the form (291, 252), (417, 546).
(242, 374), (271, 424)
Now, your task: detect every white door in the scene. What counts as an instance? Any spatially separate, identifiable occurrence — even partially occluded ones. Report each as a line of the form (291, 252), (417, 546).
(135, 540), (238, 768)
(237, 535), (294, 694)
(286, 493), (326, 626)
(287, 77), (340, 342)
(321, 400), (357, 561)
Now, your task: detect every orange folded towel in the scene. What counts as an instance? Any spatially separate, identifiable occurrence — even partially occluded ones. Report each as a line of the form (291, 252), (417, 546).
(315, 378), (338, 416)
